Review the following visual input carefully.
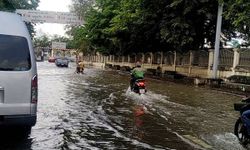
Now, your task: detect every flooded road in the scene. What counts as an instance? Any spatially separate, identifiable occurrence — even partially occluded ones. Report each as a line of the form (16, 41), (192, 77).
(0, 62), (246, 149)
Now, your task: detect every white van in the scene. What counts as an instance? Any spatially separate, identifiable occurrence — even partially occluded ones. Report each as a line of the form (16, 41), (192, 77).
(0, 11), (37, 127)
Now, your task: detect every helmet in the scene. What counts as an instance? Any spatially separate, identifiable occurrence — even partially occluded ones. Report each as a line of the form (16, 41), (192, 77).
(136, 61), (141, 67)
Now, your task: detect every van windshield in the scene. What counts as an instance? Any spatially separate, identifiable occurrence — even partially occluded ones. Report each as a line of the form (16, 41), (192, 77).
(0, 34), (31, 71)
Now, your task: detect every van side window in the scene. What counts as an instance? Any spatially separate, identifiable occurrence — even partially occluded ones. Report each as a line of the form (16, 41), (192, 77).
(0, 34), (31, 71)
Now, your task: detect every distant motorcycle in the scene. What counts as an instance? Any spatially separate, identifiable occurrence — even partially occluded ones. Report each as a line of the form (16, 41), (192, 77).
(76, 66), (84, 74)
(234, 96), (250, 145)
(131, 79), (146, 95)
(76, 61), (84, 74)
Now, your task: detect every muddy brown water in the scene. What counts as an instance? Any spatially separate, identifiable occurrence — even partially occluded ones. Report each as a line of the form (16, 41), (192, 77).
(0, 62), (246, 150)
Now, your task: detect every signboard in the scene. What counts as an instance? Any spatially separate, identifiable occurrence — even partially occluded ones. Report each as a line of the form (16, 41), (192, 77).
(52, 42), (66, 49)
(16, 9), (84, 25)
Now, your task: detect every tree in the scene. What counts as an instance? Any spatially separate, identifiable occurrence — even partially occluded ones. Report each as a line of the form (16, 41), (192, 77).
(70, 0), (94, 19)
(68, 0), (129, 55)
(68, 0), (249, 55)
(0, 0), (40, 37)
(0, 0), (15, 11)
(33, 35), (50, 48)
(223, 0), (250, 45)
(33, 35), (75, 49)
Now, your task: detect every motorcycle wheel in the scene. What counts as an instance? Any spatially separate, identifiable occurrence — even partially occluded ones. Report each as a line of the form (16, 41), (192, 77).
(234, 118), (248, 145)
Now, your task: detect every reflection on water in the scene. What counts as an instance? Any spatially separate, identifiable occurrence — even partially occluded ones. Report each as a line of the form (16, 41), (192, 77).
(0, 62), (246, 150)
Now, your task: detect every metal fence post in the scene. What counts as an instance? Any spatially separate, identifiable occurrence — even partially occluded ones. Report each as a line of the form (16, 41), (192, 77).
(232, 48), (240, 74)
(189, 51), (193, 75)
(150, 52), (153, 67)
(160, 52), (163, 68)
(173, 51), (177, 71)
(208, 49), (214, 77)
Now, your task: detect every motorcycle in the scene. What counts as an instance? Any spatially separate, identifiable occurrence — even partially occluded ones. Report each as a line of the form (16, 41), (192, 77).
(131, 79), (146, 94)
(234, 96), (250, 145)
(76, 66), (84, 74)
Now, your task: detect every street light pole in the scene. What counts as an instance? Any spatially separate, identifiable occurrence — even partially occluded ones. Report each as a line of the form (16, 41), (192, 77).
(212, 4), (223, 78)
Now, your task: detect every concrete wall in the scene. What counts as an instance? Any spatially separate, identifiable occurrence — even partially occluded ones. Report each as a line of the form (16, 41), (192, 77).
(83, 49), (250, 79)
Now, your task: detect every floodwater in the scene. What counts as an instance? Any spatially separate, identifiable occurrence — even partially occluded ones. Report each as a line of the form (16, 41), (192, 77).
(0, 62), (246, 150)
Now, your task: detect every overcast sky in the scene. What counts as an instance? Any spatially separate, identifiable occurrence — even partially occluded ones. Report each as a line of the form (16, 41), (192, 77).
(35, 0), (72, 37)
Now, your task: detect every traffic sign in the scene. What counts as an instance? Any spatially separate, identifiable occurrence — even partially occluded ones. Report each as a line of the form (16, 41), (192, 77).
(16, 9), (84, 25)
(52, 42), (66, 49)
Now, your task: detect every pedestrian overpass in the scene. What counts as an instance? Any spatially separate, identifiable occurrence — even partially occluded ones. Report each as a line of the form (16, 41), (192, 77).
(16, 9), (84, 25)
(35, 47), (78, 61)
(16, 9), (83, 61)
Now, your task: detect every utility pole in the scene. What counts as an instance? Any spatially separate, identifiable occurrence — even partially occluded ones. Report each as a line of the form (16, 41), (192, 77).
(212, 4), (223, 78)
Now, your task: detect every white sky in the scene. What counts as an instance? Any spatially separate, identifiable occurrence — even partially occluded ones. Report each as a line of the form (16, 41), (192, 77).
(35, 0), (72, 37)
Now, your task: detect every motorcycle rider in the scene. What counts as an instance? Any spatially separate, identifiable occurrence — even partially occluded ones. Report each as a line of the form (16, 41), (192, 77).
(242, 110), (250, 135)
(240, 96), (250, 136)
(130, 61), (145, 90)
(77, 60), (84, 73)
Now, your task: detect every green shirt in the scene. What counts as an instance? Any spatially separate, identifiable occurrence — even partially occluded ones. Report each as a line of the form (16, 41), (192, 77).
(132, 67), (144, 78)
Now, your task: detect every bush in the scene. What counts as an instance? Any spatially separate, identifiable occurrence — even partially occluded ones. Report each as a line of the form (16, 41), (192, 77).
(227, 75), (250, 85)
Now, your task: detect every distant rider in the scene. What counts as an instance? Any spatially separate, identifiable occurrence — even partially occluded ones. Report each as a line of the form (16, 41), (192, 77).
(77, 61), (84, 73)
(130, 62), (145, 90)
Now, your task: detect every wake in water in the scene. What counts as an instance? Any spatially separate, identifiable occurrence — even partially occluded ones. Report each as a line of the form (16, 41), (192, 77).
(124, 86), (172, 117)
(201, 133), (245, 150)
(124, 87), (169, 105)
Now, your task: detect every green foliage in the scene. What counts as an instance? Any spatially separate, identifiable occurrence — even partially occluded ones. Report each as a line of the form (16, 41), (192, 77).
(223, 0), (250, 45)
(33, 35), (75, 49)
(0, 0), (39, 11)
(228, 75), (250, 85)
(70, 0), (94, 18)
(33, 35), (50, 48)
(68, 0), (250, 55)
(0, 0), (39, 37)
(0, 0), (15, 11)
